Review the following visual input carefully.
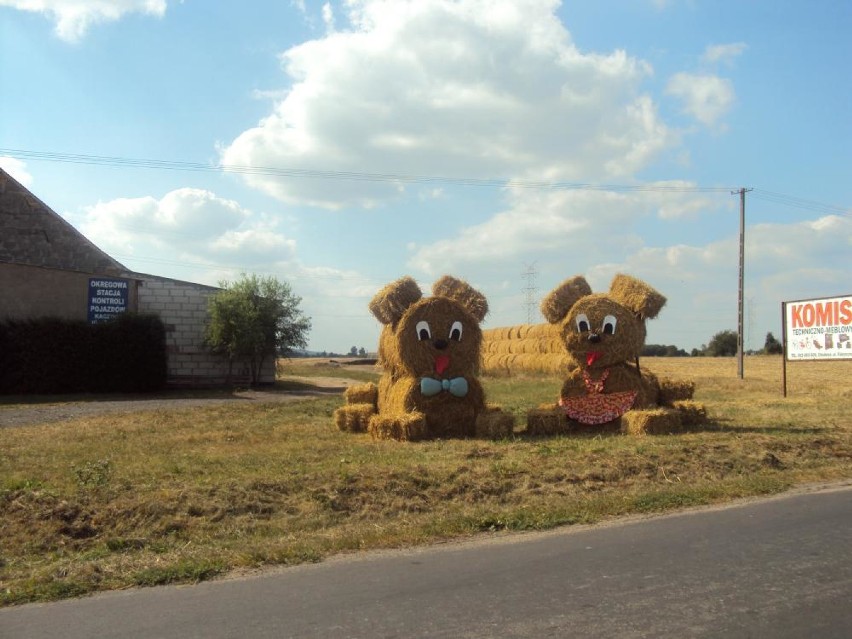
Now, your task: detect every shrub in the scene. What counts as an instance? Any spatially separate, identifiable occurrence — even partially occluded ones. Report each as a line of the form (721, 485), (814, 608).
(0, 314), (167, 394)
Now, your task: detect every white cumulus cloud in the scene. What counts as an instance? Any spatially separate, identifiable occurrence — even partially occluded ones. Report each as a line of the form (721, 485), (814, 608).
(665, 72), (735, 127)
(0, 0), (167, 42)
(220, 0), (674, 209)
(701, 42), (747, 66)
(0, 156), (34, 186)
(76, 188), (297, 277)
(407, 184), (720, 275)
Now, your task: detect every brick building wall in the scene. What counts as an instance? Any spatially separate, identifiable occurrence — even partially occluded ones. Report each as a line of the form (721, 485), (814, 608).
(136, 274), (275, 386)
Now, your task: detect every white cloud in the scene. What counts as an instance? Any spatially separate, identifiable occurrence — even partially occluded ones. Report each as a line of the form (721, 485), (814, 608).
(407, 184), (719, 274)
(701, 42), (747, 66)
(0, 156), (33, 186)
(665, 72), (735, 127)
(611, 214), (852, 348)
(746, 215), (852, 272)
(0, 0), (167, 42)
(220, 0), (674, 209)
(76, 188), (297, 274)
(321, 2), (334, 33)
(404, 186), (851, 350)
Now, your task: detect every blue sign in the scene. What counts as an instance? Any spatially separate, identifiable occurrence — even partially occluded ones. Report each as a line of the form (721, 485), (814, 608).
(88, 278), (129, 324)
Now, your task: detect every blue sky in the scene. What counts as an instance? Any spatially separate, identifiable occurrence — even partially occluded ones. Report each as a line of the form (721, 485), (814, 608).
(2, 0), (850, 354)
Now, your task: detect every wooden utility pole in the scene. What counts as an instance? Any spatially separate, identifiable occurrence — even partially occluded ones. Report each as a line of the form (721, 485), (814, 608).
(734, 187), (753, 379)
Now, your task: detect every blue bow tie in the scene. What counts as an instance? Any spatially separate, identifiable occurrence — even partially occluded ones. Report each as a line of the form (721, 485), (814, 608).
(420, 376), (469, 398)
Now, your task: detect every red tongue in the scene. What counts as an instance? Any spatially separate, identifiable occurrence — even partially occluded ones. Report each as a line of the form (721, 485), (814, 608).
(435, 355), (450, 375)
(586, 351), (601, 367)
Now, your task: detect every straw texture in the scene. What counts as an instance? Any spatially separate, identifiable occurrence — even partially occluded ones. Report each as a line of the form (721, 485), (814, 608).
(523, 273), (706, 435)
(334, 275), (514, 440)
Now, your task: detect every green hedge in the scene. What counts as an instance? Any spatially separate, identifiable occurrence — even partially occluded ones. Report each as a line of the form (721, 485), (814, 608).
(0, 314), (168, 394)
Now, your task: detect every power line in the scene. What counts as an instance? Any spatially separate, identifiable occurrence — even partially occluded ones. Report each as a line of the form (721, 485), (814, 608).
(751, 189), (850, 217)
(4, 148), (848, 214)
(1, 148), (734, 193)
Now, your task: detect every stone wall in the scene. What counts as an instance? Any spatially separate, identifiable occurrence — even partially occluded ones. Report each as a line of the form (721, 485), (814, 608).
(136, 274), (275, 386)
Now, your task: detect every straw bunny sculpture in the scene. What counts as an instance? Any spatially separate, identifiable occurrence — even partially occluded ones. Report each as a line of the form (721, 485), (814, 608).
(335, 275), (514, 441)
(527, 274), (706, 435)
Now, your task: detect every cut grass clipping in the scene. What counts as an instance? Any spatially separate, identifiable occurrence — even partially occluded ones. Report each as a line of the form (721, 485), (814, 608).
(1, 357), (850, 605)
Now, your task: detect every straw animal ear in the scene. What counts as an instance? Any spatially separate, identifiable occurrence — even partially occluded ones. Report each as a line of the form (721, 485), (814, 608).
(369, 276), (423, 325)
(432, 275), (488, 323)
(608, 273), (666, 320)
(540, 276), (592, 324)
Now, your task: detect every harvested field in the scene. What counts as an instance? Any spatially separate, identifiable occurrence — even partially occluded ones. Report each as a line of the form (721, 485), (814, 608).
(1, 356), (850, 605)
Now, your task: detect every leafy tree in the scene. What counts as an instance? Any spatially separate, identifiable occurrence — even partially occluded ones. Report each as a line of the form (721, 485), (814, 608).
(205, 274), (311, 384)
(642, 344), (688, 357)
(358, 347), (367, 357)
(763, 331), (783, 355)
(349, 346), (358, 356)
(705, 330), (739, 357)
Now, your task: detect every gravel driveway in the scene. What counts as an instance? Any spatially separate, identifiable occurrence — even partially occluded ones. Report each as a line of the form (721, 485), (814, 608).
(0, 377), (355, 428)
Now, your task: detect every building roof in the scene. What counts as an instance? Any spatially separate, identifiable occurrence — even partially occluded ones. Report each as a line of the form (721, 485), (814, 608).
(0, 167), (130, 276)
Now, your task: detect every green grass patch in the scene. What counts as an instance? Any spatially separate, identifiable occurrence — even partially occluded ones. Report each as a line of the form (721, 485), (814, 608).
(1, 358), (850, 606)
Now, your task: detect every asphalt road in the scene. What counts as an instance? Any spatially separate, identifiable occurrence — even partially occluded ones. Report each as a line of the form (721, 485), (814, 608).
(2, 483), (851, 639)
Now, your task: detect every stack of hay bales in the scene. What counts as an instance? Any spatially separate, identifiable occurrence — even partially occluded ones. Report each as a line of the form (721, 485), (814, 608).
(481, 324), (571, 375)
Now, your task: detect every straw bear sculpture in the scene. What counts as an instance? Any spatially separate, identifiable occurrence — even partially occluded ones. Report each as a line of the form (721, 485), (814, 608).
(334, 275), (514, 441)
(526, 274), (706, 435)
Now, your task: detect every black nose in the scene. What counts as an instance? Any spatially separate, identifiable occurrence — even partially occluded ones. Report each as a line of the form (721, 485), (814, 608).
(433, 339), (448, 350)
(588, 333), (601, 344)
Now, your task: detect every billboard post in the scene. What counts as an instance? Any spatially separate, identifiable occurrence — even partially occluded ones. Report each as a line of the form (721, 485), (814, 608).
(781, 302), (788, 397)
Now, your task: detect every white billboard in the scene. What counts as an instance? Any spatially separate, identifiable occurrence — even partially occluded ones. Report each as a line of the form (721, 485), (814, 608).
(783, 295), (852, 361)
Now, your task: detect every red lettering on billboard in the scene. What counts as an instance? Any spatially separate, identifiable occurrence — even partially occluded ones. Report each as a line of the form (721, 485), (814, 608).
(841, 299), (852, 325)
(791, 304), (804, 327)
(815, 302), (832, 326)
(802, 304), (815, 327)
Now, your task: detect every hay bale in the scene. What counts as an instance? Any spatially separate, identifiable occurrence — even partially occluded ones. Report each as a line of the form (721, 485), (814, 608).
(334, 404), (374, 433)
(525, 407), (572, 436)
(485, 340), (505, 354)
(368, 412), (428, 441)
(481, 328), (502, 342)
(541, 337), (559, 353)
(621, 408), (681, 435)
(480, 353), (507, 375)
(475, 406), (515, 439)
(525, 323), (556, 338)
(344, 382), (378, 405)
(672, 400), (708, 426)
(658, 378), (695, 404)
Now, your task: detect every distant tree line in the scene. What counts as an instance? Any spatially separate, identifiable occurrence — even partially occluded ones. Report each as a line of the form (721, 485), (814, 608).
(643, 331), (784, 357)
(641, 344), (689, 357)
(688, 330), (783, 357)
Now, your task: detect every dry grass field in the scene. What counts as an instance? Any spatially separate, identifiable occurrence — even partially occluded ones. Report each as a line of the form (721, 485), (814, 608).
(1, 356), (850, 605)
